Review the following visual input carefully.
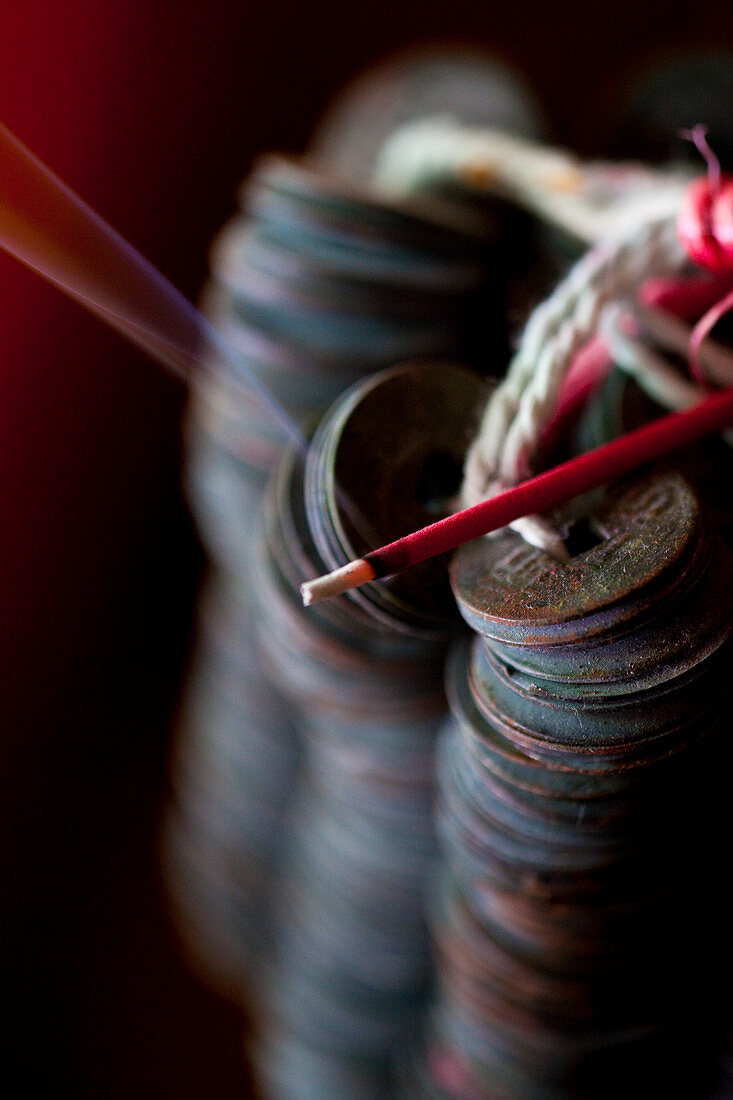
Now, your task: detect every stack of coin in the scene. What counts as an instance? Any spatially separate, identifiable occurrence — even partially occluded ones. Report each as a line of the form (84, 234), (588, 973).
(161, 164), (499, 1000)
(400, 469), (733, 1098)
(162, 44), (545, 1007)
(203, 148), (503, 467)
(250, 363), (489, 1099)
(162, 415), (303, 1000)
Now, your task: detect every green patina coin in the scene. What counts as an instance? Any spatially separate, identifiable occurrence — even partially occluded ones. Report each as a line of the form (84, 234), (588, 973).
(451, 469), (702, 646)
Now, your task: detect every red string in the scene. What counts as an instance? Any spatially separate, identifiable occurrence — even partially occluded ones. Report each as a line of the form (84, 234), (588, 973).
(538, 335), (612, 457)
(688, 285), (733, 380)
(639, 271), (733, 321)
(677, 129), (733, 384)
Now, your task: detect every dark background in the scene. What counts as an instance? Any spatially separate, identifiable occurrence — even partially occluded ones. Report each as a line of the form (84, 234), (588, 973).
(2, 2), (732, 1095)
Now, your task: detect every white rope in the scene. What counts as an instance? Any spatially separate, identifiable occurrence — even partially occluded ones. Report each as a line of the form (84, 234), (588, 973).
(375, 118), (689, 245)
(634, 302), (733, 390)
(601, 305), (733, 446)
(461, 211), (686, 507)
(374, 119), (693, 554)
(601, 305), (702, 411)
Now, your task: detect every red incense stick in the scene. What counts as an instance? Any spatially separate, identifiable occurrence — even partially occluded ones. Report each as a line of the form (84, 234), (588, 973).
(301, 386), (733, 605)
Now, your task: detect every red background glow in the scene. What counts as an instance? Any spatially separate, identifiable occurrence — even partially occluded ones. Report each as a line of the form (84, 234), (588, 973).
(2, 2), (732, 1094)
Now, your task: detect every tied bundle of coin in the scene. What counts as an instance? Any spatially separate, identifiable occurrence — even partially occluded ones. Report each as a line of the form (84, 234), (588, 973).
(163, 46), (544, 1009)
(250, 364), (489, 1099)
(399, 469), (733, 1099)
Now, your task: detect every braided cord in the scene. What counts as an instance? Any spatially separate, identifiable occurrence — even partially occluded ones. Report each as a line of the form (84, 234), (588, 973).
(461, 211), (686, 509)
(374, 117), (692, 551)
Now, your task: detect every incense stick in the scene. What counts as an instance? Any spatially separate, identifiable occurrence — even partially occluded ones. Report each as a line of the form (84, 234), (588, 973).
(301, 385), (733, 605)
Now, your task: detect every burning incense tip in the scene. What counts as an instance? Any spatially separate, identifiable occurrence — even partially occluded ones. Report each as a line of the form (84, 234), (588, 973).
(301, 558), (377, 605)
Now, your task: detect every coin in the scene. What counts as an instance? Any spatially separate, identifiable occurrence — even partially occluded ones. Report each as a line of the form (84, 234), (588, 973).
(410, 467), (733, 1097)
(307, 44), (546, 187)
